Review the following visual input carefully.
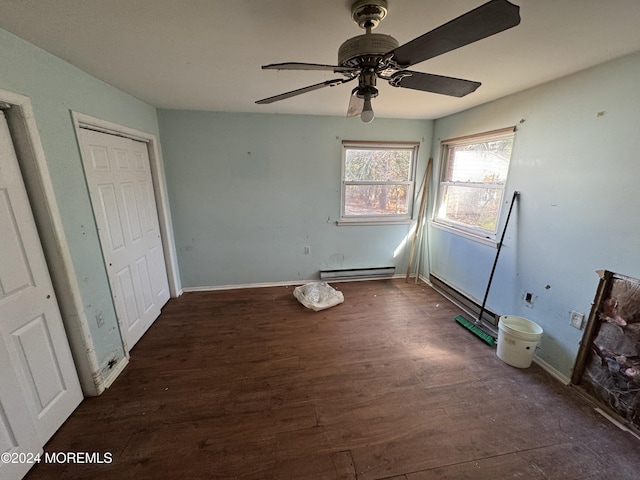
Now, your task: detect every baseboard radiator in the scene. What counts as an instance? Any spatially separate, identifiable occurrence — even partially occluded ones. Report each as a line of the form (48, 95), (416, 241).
(429, 274), (498, 327)
(320, 266), (395, 281)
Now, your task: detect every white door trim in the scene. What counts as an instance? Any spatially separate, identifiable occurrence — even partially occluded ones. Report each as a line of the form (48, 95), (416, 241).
(71, 112), (181, 300)
(0, 89), (104, 396)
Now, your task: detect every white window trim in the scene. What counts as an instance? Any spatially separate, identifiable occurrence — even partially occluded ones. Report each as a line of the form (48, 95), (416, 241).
(433, 127), (515, 242)
(338, 140), (419, 226)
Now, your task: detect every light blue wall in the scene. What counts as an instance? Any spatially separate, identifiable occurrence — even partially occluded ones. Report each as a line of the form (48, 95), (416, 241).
(0, 27), (161, 378)
(427, 51), (640, 378)
(6, 18), (638, 384)
(157, 111), (432, 287)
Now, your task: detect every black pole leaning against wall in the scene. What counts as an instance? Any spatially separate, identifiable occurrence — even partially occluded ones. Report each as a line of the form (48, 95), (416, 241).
(477, 190), (520, 325)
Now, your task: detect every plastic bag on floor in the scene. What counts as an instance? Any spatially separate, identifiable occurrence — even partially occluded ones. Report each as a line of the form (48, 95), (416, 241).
(293, 282), (344, 311)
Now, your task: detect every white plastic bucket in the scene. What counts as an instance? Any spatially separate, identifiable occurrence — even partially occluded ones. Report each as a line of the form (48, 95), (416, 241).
(496, 315), (543, 368)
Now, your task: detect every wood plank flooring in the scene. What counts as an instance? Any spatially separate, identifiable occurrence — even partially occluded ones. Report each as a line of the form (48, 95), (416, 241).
(25, 279), (640, 479)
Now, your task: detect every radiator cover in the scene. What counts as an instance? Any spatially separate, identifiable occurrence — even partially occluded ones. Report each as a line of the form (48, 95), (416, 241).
(319, 266), (395, 281)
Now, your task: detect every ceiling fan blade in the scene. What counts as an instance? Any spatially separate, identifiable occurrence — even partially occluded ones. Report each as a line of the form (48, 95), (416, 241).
(346, 89), (364, 117)
(256, 78), (349, 104)
(390, 71), (481, 97)
(262, 62), (358, 73)
(388, 0), (520, 68)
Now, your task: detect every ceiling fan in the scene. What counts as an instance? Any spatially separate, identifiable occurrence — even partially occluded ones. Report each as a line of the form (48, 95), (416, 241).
(256, 0), (520, 123)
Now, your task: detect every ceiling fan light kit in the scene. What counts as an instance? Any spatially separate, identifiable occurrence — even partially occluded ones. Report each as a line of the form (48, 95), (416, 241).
(256, 0), (521, 123)
(360, 91), (375, 123)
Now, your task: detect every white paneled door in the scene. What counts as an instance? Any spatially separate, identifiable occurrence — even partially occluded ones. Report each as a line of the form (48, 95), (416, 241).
(79, 129), (169, 350)
(0, 111), (83, 480)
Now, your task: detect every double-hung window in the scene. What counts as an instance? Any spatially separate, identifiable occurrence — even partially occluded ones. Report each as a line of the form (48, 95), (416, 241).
(434, 128), (514, 240)
(340, 141), (418, 224)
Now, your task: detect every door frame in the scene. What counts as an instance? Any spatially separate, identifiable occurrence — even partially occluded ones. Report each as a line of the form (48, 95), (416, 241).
(0, 89), (181, 397)
(72, 112), (180, 300)
(0, 89), (104, 396)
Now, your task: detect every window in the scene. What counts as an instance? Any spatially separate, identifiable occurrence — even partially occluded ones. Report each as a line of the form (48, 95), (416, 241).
(434, 128), (514, 240)
(340, 141), (418, 224)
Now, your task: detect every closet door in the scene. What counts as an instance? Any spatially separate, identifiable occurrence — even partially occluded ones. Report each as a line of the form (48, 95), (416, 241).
(79, 129), (170, 350)
(0, 111), (82, 480)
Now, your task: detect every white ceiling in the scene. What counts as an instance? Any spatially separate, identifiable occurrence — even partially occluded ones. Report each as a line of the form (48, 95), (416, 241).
(2, 0), (640, 120)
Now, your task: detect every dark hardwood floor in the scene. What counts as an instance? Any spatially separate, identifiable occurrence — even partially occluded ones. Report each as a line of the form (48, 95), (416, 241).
(26, 279), (640, 479)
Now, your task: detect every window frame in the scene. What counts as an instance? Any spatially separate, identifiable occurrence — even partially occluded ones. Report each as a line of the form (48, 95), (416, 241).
(433, 127), (515, 242)
(339, 140), (419, 225)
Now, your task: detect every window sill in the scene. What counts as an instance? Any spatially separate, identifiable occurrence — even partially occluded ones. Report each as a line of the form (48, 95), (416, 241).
(430, 221), (497, 247)
(337, 218), (414, 226)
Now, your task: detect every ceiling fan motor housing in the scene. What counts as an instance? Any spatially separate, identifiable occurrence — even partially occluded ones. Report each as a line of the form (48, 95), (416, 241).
(338, 33), (399, 68)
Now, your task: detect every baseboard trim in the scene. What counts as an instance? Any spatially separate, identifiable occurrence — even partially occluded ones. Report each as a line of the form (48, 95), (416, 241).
(533, 356), (571, 385)
(101, 355), (129, 391)
(181, 274), (409, 293)
(183, 280), (307, 292)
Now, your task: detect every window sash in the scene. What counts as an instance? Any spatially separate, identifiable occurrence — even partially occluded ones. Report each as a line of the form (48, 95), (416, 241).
(343, 182), (412, 218)
(341, 141), (418, 223)
(434, 128), (514, 239)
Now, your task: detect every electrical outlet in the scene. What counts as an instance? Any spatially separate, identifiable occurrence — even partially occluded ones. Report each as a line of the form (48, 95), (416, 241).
(570, 310), (584, 330)
(524, 291), (535, 308)
(304, 246), (311, 255)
